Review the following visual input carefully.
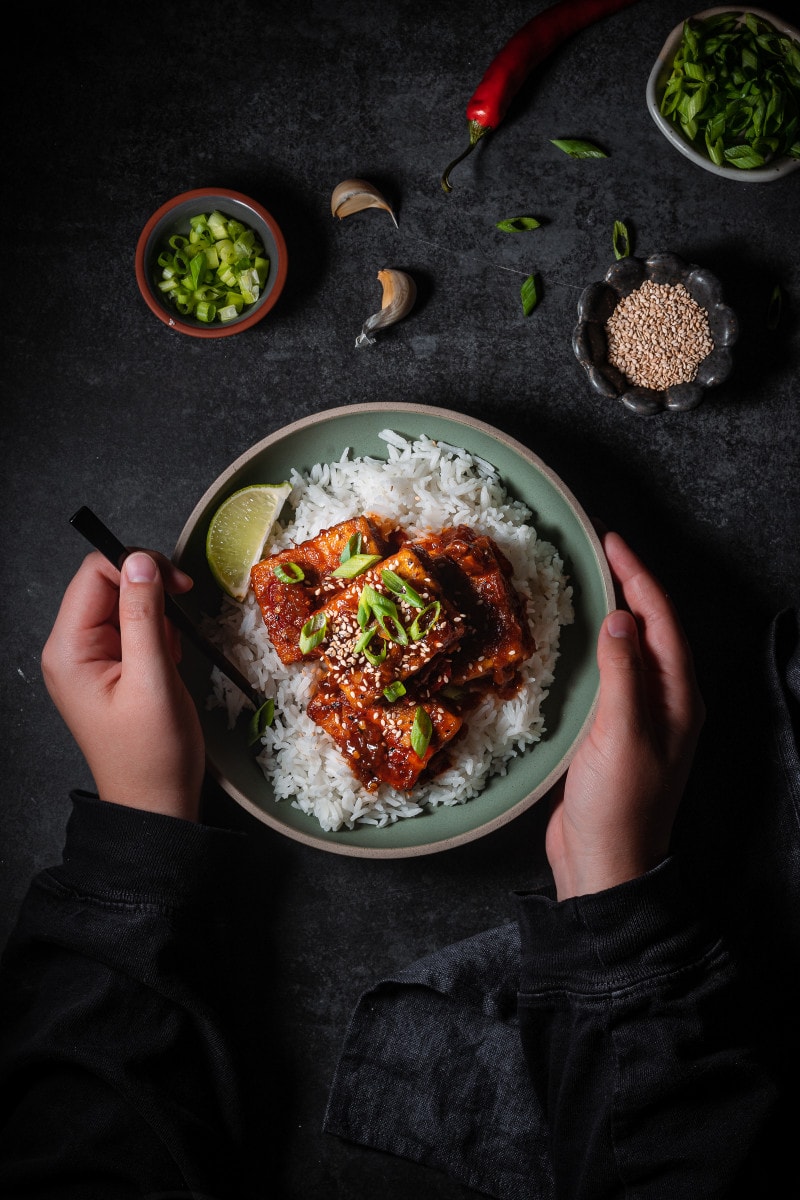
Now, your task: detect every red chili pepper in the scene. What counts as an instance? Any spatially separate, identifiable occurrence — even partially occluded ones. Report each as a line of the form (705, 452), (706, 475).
(442, 0), (641, 191)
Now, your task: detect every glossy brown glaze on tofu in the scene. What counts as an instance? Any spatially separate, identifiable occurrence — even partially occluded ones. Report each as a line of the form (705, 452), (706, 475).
(250, 516), (387, 664)
(413, 526), (534, 686)
(251, 518), (535, 792)
(314, 545), (463, 706)
(306, 679), (463, 792)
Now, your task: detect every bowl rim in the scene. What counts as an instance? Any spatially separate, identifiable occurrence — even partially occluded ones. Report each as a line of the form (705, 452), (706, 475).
(646, 6), (800, 183)
(173, 401), (615, 857)
(134, 187), (288, 338)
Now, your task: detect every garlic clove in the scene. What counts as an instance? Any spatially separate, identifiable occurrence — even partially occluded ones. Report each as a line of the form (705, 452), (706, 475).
(355, 268), (416, 348)
(331, 179), (398, 228)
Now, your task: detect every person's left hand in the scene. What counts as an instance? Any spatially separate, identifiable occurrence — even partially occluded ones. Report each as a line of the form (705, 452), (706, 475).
(41, 550), (205, 820)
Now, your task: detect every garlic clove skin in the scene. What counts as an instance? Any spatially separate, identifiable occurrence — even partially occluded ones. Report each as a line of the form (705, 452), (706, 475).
(331, 179), (398, 228)
(355, 269), (416, 348)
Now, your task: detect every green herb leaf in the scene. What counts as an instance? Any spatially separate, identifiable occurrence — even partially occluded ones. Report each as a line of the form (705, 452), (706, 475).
(410, 706), (433, 759)
(495, 216), (542, 232)
(520, 273), (541, 317)
(247, 698), (274, 747)
(550, 138), (608, 158)
(299, 612), (327, 654)
(612, 220), (631, 260)
(383, 680), (407, 702)
(331, 552), (383, 579)
(273, 561), (304, 584)
(767, 283), (783, 330)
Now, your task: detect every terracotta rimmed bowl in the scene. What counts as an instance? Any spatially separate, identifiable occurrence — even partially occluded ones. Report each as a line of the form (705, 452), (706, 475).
(135, 187), (288, 338)
(572, 251), (739, 415)
(646, 7), (800, 183)
(173, 402), (614, 858)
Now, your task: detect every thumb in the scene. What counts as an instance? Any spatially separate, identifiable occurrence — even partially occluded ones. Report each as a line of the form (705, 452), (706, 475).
(119, 553), (174, 687)
(594, 609), (649, 736)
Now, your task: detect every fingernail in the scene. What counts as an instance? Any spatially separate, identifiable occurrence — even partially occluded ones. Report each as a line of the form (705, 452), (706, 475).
(607, 610), (634, 638)
(124, 552), (158, 583)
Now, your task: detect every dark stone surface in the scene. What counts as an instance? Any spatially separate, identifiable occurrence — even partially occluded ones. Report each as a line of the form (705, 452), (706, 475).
(2, 1), (799, 1194)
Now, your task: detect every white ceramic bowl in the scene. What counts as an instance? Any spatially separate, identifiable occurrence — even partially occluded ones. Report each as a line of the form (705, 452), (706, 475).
(646, 7), (800, 183)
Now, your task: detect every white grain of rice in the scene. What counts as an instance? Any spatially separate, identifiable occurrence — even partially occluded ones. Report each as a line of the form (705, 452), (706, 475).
(208, 430), (574, 832)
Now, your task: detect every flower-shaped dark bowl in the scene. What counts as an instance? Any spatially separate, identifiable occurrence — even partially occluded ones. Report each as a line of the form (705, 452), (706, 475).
(572, 251), (739, 415)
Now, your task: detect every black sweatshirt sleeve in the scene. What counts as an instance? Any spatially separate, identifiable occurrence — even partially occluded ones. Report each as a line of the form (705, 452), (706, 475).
(516, 858), (779, 1200)
(0, 791), (260, 1200)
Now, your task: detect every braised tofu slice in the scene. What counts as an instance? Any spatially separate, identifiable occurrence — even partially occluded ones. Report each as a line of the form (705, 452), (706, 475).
(250, 516), (387, 664)
(307, 679), (462, 792)
(413, 526), (534, 685)
(313, 545), (463, 706)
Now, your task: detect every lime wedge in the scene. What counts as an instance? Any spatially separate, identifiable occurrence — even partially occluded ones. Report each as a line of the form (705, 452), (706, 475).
(206, 482), (292, 600)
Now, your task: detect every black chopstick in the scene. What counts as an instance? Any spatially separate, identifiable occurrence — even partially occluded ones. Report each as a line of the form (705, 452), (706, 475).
(69, 506), (262, 710)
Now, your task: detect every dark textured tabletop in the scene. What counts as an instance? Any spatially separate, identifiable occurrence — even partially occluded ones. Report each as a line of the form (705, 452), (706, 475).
(3, 1), (799, 1195)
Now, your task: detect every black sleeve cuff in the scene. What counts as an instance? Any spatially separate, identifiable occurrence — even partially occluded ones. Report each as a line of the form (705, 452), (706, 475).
(516, 857), (718, 994)
(48, 790), (248, 909)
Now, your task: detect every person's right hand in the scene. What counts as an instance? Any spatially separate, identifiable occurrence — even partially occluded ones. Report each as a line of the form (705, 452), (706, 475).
(545, 532), (705, 900)
(41, 550), (205, 821)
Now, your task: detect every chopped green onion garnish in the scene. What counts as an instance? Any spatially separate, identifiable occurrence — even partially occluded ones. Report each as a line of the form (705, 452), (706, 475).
(521, 273), (541, 317)
(612, 220), (631, 260)
(247, 698), (274, 747)
(340, 532), (362, 563)
(550, 138), (608, 158)
(331, 553), (383, 579)
(299, 612), (327, 654)
(273, 561), (304, 584)
(495, 216), (541, 232)
(380, 568), (425, 609)
(358, 585), (409, 644)
(354, 625), (388, 667)
(153, 210), (270, 325)
(383, 680), (407, 702)
(408, 601), (441, 642)
(410, 706), (433, 759)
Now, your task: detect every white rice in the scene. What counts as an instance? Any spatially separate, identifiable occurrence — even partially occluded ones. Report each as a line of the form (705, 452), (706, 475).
(208, 430), (574, 831)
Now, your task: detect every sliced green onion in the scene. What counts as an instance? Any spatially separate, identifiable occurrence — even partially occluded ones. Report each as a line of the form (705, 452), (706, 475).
(380, 568), (425, 609)
(273, 561), (305, 584)
(358, 585), (409, 644)
(410, 706), (433, 759)
(408, 601), (441, 642)
(383, 680), (406, 702)
(247, 698), (274, 747)
(331, 553), (383, 579)
(153, 210), (270, 325)
(612, 220), (631, 260)
(340, 532), (362, 563)
(354, 625), (388, 667)
(521, 273), (541, 317)
(550, 138), (608, 158)
(299, 612), (327, 654)
(495, 216), (541, 231)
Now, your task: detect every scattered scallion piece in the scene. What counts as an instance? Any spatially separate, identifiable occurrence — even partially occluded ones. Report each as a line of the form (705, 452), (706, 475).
(383, 680), (407, 702)
(340, 532), (363, 563)
(660, 12), (800, 169)
(354, 625), (388, 666)
(153, 209), (270, 324)
(247, 698), (274, 747)
(380, 569), (425, 609)
(496, 216), (541, 231)
(331, 553), (383, 579)
(358, 584), (409, 645)
(521, 273), (541, 317)
(550, 138), (608, 158)
(273, 561), (304, 584)
(612, 220), (631, 260)
(408, 601), (441, 642)
(767, 283), (783, 330)
(299, 612), (327, 654)
(410, 707), (433, 759)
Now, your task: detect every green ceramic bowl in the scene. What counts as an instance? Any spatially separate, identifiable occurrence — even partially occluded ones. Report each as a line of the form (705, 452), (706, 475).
(174, 403), (614, 857)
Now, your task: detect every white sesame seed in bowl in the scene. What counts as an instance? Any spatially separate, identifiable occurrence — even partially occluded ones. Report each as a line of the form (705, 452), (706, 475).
(572, 251), (739, 415)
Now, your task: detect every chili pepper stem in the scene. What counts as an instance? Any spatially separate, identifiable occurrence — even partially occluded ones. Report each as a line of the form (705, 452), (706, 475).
(441, 119), (491, 192)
